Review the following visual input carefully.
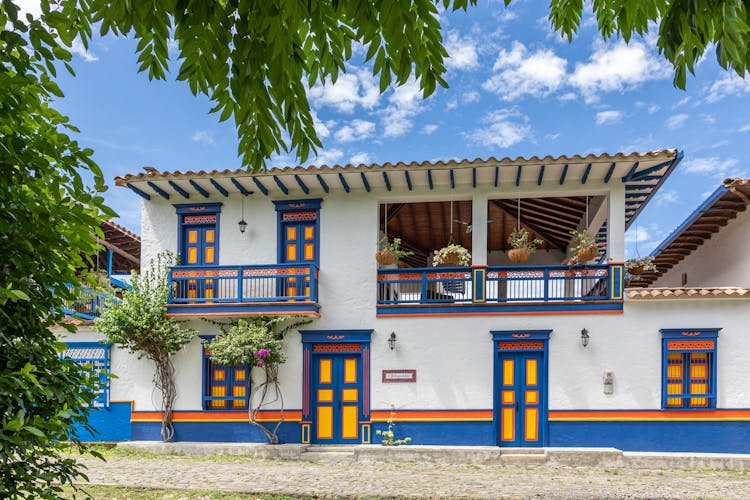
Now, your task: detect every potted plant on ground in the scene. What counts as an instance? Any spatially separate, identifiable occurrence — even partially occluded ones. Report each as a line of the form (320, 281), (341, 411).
(569, 229), (601, 263)
(506, 228), (545, 264)
(625, 256), (657, 277)
(432, 243), (471, 267)
(376, 236), (413, 266)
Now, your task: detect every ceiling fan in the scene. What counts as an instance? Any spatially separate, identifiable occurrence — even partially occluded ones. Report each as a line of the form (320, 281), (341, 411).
(454, 218), (494, 233)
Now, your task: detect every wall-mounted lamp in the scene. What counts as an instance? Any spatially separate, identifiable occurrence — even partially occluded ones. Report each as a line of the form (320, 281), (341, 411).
(238, 194), (247, 233)
(388, 332), (397, 350)
(580, 328), (590, 348)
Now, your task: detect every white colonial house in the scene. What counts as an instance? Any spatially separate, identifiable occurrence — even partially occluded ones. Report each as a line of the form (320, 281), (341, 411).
(62, 151), (750, 453)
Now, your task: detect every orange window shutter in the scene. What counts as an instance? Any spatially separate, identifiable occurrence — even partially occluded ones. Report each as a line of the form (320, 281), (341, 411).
(187, 247), (198, 264)
(188, 230), (198, 243)
(287, 227), (296, 240)
(205, 246), (215, 263)
(287, 244), (297, 261)
(205, 229), (215, 243)
(304, 226), (314, 240)
(304, 243), (314, 260)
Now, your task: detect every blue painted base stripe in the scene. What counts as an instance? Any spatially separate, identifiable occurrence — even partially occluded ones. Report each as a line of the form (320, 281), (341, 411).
(72, 402), (132, 442)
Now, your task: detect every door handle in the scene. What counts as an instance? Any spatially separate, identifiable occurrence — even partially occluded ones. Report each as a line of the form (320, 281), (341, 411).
(515, 402), (519, 412)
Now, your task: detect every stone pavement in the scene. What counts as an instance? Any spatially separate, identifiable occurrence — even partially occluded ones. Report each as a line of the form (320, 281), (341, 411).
(74, 446), (750, 499)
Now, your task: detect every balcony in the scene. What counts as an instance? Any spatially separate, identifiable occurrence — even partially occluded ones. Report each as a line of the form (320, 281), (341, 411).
(61, 284), (121, 320)
(377, 263), (624, 316)
(166, 264), (320, 317)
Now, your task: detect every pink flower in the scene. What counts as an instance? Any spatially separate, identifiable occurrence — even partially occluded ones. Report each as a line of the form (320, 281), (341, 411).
(257, 359), (265, 366)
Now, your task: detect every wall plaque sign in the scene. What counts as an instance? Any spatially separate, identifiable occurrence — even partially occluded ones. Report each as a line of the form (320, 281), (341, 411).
(382, 369), (417, 383)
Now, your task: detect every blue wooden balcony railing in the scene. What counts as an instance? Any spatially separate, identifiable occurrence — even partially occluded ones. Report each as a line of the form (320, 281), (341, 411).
(167, 264), (319, 306)
(377, 263), (624, 315)
(60, 284), (121, 320)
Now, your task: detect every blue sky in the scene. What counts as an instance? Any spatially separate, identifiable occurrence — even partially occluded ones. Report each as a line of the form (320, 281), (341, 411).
(38, 1), (750, 256)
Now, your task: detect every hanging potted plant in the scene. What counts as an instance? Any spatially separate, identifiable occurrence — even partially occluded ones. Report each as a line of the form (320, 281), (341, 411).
(433, 243), (471, 267)
(625, 256), (657, 277)
(506, 228), (545, 264)
(569, 229), (601, 263)
(376, 236), (414, 266)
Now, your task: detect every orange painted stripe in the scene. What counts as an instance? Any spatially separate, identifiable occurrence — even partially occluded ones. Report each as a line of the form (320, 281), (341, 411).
(377, 310), (622, 318)
(167, 311), (320, 318)
(370, 410), (493, 422)
(131, 410), (303, 423)
(549, 409), (750, 421)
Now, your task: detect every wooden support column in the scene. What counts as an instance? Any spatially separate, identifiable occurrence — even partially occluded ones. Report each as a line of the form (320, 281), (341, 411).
(608, 183), (626, 262)
(471, 194), (488, 266)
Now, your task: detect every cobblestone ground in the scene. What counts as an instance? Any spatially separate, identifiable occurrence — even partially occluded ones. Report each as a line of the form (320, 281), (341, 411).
(72, 453), (750, 499)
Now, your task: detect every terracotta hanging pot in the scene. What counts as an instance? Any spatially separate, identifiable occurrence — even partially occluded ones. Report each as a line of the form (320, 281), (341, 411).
(375, 249), (396, 266)
(508, 248), (531, 264)
(440, 251), (462, 266)
(624, 278), (632, 287)
(628, 265), (645, 276)
(577, 245), (599, 262)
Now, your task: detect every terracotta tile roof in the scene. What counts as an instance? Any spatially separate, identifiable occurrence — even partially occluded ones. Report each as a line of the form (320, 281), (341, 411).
(114, 149), (678, 185)
(626, 287), (750, 299)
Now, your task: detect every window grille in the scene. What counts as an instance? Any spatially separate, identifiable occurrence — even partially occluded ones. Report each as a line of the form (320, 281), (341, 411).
(661, 329), (719, 409)
(61, 343), (111, 408)
(201, 339), (250, 411)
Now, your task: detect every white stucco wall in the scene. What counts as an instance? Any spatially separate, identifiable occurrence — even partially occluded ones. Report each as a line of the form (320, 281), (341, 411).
(65, 178), (750, 413)
(653, 208), (750, 287)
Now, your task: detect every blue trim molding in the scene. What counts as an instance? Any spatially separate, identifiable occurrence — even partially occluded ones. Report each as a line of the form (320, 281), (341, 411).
(378, 302), (623, 316)
(660, 328), (720, 410)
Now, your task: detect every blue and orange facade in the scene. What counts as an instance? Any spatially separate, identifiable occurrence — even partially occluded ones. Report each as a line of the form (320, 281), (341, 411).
(62, 151), (750, 453)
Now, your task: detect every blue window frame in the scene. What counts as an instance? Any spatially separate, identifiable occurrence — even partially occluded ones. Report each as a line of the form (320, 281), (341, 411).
(661, 328), (720, 409)
(61, 342), (111, 408)
(200, 336), (250, 411)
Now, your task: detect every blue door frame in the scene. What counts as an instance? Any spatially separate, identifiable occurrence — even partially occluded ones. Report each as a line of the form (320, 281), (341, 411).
(492, 330), (550, 447)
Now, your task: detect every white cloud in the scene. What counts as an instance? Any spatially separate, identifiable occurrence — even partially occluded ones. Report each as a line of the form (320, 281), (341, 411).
(654, 190), (679, 207)
(569, 40), (671, 102)
(191, 130), (214, 145)
(465, 108), (532, 148)
(701, 114), (716, 125)
(379, 79), (426, 138)
(544, 132), (560, 141)
(334, 119), (376, 143)
(462, 90), (480, 103)
(647, 104), (660, 114)
(673, 96), (691, 108)
(446, 98), (458, 110)
(595, 110), (622, 125)
(312, 148), (344, 166)
(445, 31), (479, 71)
(739, 124), (750, 133)
(706, 72), (750, 103)
(482, 41), (567, 100)
(350, 152), (371, 165)
(624, 223), (662, 256)
(308, 69), (380, 113)
(71, 38), (98, 62)
(666, 113), (689, 129)
(311, 111), (333, 139)
(422, 124), (439, 135)
(682, 156), (746, 179)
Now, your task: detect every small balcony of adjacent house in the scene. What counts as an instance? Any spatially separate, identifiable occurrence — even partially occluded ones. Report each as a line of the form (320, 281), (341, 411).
(165, 263), (321, 317)
(376, 196), (626, 317)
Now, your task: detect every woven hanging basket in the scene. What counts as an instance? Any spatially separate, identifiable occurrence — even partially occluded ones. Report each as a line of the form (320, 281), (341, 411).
(624, 278), (632, 288)
(440, 252), (462, 266)
(628, 265), (645, 276)
(508, 248), (531, 264)
(375, 249), (396, 266)
(577, 245), (599, 262)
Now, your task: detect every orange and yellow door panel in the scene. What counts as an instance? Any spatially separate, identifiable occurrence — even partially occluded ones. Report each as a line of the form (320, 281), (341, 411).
(312, 355), (361, 444)
(498, 352), (545, 447)
(280, 221), (316, 298)
(181, 225), (217, 300)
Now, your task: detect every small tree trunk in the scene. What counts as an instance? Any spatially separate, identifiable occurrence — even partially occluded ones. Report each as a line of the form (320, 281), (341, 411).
(248, 364), (283, 444)
(150, 351), (177, 442)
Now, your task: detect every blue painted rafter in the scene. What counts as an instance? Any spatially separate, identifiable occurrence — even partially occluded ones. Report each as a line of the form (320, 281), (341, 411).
(494, 166), (499, 187)
(230, 178), (250, 196)
(273, 176), (289, 195)
(316, 174), (329, 193)
(621, 161), (640, 182)
(252, 177), (269, 196)
(627, 159), (674, 182)
(382, 172), (391, 191)
(515, 165), (522, 187)
(449, 169), (455, 189)
(147, 181), (170, 200)
(338, 173), (350, 193)
(294, 175), (309, 195)
(537, 165), (545, 186)
(604, 162), (616, 183)
(404, 170), (412, 191)
(168, 180), (189, 199)
(360, 172), (371, 192)
(189, 179), (209, 198)
(427, 170), (434, 190)
(472, 167), (477, 188)
(210, 179), (229, 197)
(126, 183), (150, 200)
(581, 163), (592, 184)
(559, 164), (568, 185)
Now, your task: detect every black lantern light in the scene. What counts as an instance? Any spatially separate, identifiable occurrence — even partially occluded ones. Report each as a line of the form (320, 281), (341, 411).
(388, 332), (397, 350)
(238, 193), (247, 233)
(580, 328), (590, 347)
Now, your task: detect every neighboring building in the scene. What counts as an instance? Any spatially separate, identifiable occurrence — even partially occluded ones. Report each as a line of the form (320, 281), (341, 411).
(62, 151), (750, 452)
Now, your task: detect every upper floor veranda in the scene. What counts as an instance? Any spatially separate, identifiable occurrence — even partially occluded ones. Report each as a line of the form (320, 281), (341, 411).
(116, 149), (682, 319)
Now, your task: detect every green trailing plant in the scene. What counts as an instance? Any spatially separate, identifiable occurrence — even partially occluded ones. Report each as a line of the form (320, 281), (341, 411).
(376, 236), (414, 265)
(95, 252), (196, 442)
(568, 230), (604, 264)
(375, 404), (411, 446)
(507, 228), (545, 253)
(207, 316), (310, 444)
(432, 244), (472, 267)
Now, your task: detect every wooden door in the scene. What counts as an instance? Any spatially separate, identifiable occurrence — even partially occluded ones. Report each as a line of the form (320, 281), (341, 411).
(498, 351), (545, 447)
(312, 354), (361, 444)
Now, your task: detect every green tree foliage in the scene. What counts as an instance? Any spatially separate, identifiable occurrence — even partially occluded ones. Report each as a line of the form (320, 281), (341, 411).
(0, 1), (115, 498)
(209, 317), (308, 444)
(542, 0), (750, 89)
(95, 253), (196, 442)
